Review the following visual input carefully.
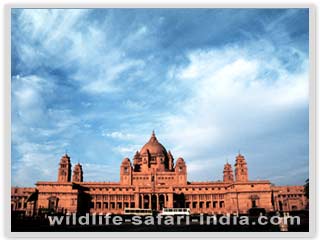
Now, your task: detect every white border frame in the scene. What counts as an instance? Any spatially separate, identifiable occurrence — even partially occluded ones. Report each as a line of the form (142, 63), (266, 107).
(1, 1), (316, 238)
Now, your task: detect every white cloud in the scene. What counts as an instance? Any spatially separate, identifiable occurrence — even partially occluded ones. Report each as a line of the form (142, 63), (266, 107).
(113, 145), (141, 157)
(83, 163), (119, 182)
(11, 142), (65, 186)
(81, 58), (144, 94)
(11, 9), (309, 186)
(11, 74), (82, 186)
(16, 9), (146, 96)
(12, 75), (57, 127)
(161, 43), (308, 181)
(123, 99), (146, 111)
(102, 131), (135, 141)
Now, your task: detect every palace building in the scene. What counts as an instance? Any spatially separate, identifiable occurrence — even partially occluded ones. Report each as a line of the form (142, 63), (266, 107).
(11, 131), (308, 216)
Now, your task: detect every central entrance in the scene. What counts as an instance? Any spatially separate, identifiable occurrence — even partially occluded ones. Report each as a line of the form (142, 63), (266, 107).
(173, 193), (185, 208)
(139, 193), (168, 210)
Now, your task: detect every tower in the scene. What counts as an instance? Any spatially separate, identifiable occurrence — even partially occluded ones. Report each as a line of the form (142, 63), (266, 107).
(57, 154), (72, 182)
(120, 158), (133, 185)
(223, 162), (234, 182)
(234, 153), (248, 182)
(175, 157), (187, 185)
(72, 163), (83, 182)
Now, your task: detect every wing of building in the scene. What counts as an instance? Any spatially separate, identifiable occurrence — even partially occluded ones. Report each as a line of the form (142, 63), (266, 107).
(11, 131), (308, 216)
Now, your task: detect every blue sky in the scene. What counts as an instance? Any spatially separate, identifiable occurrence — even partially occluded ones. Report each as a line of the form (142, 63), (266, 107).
(11, 9), (309, 186)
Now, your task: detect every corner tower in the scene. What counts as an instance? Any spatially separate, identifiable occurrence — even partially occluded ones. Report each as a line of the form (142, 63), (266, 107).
(175, 157), (187, 185)
(72, 163), (83, 182)
(120, 158), (133, 185)
(234, 153), (248, 182)
(223, 162), (234, 182)
(57, 154), (72, 182)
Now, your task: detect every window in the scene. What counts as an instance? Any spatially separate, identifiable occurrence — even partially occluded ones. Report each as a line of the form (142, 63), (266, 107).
(48, 197), (57, 210)
(213, 201), (218, 208)
(251, 200), (257, 208)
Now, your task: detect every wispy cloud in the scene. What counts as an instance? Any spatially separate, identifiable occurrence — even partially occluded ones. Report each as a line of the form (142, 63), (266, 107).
(11, 9), (309, 186)
(159, 43), (308, 183)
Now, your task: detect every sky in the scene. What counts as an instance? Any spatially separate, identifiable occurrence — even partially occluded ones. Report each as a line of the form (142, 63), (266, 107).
(11, 8), (309, 186)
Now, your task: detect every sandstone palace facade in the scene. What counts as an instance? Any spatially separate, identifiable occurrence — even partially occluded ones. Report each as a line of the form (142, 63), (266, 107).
(11, 131), (308, 216)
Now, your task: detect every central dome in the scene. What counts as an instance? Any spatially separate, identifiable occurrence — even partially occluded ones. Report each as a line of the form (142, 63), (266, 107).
(140, 131), (167, 155)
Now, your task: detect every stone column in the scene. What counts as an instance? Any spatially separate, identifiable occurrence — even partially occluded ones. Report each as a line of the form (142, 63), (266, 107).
(102, 195), (105, 212)
(21, 197), (25, 210)
(167, 193), (173, 208)
(197, 195), (200, 213)
(141, 194), (144, 209)
(149, 194), (152, 209)
(135, 193), (139, 209)
(94, 196), (97, 212)
(122, 195), (124, 211)
(156, 194), (159, 211)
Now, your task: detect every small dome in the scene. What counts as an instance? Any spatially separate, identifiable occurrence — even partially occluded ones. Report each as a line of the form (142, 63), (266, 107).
(176, 157), (185, 163)
(140, 131), (167, 155)
(122, 157), (130, 163)
(224, 162), (232, 170)
(62, 153), (70, 159)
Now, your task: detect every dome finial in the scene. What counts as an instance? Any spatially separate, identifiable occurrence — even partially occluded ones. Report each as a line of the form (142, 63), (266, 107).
(150, 130), (157, 142)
